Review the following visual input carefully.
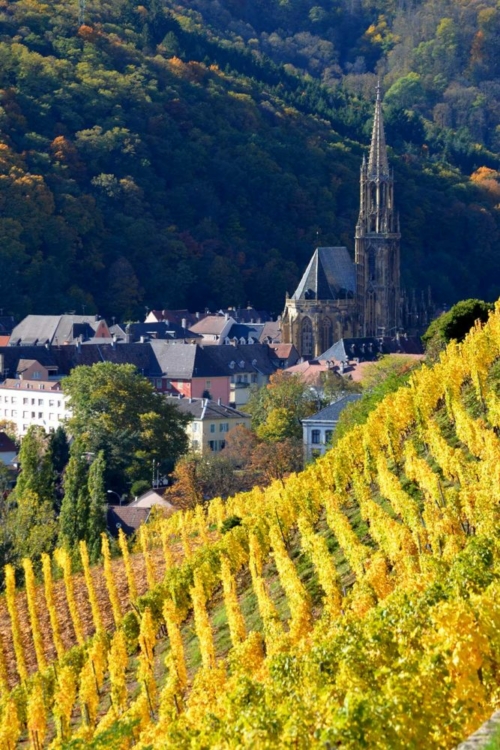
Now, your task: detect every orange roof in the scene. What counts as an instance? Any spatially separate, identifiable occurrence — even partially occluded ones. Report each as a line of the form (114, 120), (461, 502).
(0, 336), (9, 346)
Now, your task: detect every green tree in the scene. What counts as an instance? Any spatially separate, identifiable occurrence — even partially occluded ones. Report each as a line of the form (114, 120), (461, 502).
(58, 445), (90, 553)
(48, 425), (70, 475)
(13, 426), (55, 508)
(246, 371), (316, 442)
(422, 299), (494, 358)
(10, 489), (57, 566)
(62, 362), (190, 491)
(87, 451), (107, 562)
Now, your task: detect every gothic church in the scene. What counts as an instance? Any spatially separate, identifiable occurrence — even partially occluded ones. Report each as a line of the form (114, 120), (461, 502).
(281, 85), (401, 358)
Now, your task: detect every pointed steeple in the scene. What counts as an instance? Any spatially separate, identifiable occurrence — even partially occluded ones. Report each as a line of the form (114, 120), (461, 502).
(368, 81), (389, 178)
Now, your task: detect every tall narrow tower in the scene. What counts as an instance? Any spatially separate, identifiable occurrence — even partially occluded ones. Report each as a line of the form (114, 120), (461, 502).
(355, 84), (401, 337)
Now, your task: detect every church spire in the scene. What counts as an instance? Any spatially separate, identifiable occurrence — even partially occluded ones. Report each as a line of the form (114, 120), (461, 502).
(367, 81), (389, 178)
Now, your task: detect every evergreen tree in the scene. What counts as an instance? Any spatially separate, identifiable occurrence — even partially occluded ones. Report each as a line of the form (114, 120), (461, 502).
(10, 489), (57, 567)
(87, 451), (107, 562)
(13, 426), (55, 506)
(48, 426), (70, 475)
(58, 445), (90, 553)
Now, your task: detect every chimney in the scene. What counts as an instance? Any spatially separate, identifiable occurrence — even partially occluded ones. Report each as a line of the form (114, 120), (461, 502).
(111, 338), (116, 349)
(218, 397), (221, 405)
(76, 340), (81, 353)
(140, 335), (146, 344)
(181, 318), (187, 329)
(196, 311), (200, 319)
(0, 353), (3, 377)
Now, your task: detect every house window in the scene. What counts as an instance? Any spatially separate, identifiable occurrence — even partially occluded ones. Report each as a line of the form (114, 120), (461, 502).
(31, 399), (35, 405)
(192, 422), (199, 432)
(30, 411), (35, 418)
(23, 398), (28, 405)
(38, 399), (43, 405)
(325, 430), (333, 445)
(23, 411), (28, 418)
(156, 379), (162, 389)
(38, 412), (43, 419)
(209, 440), (218, 451)
(311, 429), (321, 444)
(251, 374), (257, 383)
(206, 380), (211, 389)
(33, 371), (41, 379)
(49, 413), (54, 420)
(210, 424), (216, 433)
(49, 400), (55, 407)
(220, 423), (229, 433)
(12, 410), (17, 417)
(192, 440), (199, 451)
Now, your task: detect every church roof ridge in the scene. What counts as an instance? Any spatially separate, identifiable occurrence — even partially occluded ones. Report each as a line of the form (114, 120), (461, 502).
(291, 246), (355, 302)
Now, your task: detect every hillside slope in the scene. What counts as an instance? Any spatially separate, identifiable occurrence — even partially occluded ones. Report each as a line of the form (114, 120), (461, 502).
(1, 304), (500, 747)
(0, 1), (499, 318)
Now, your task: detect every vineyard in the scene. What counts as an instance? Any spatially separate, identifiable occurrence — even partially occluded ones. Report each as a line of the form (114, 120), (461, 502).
(2, 308), (500, 747)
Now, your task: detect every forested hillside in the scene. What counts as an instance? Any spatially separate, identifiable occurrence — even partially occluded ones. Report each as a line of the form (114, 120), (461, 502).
(0, 0), (499, 319)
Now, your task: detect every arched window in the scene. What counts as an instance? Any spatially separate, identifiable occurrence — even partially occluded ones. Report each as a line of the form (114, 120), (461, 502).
(301, 318), (313, 357)
(321, 317), (333, 353)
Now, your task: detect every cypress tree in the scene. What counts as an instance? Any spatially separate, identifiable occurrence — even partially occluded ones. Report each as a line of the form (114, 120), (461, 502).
(87, 451), (107, 562)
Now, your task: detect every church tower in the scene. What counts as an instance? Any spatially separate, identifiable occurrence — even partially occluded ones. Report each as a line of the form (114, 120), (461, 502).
(355, 84), (401, 337)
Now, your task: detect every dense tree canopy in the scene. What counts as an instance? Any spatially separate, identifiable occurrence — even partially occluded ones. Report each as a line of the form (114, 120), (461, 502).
(422, 298), (494, 359)
(62, 362), (191, 492)
(0, 0), (498, 319)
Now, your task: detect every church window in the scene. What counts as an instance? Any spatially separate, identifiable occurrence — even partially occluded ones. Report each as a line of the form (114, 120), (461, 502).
(368, 247), (376, 281)
(301, 318), (313, 357)
(321, 318), (333, 353)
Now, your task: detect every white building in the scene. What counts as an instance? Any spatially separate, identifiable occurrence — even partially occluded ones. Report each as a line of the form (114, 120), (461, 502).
(302, 394), (362, 461)
(0, 360), (70, 437)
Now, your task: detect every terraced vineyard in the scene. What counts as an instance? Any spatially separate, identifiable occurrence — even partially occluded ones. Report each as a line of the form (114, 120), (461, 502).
(3, 307), (500, 747)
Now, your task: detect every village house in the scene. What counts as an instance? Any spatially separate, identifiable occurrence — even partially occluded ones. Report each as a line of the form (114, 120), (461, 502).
(302, 394), (362, 461)
(167, 396), (251, 455)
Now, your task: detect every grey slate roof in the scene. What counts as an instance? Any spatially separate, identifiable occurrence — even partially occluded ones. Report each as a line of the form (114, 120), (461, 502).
(225, 323), (265, 342)
(9, 315), (104, 346)
(106, 506), (150, 537)
(166, 396), (250, 421)
(111, 322), (201, 342)
(291, 247), (356, 301)
(318, 336), (424, 362)
(302, 394), (362, 423)
(150, 341), (279, 379)
(0, 341), (281, 382)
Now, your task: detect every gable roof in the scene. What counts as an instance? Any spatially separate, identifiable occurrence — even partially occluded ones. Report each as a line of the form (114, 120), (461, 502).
(111, 322), (201, 343)
(167, 396), (250, 420)
(106, 506), (150, 537)
(303, 394), (362, 423)
(259, 320), (281, 343)
(291, 247), (356, 301)
(9, 315), (107, 346)
(150, 341), (279, 379)
(189, 315), (235, 336)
